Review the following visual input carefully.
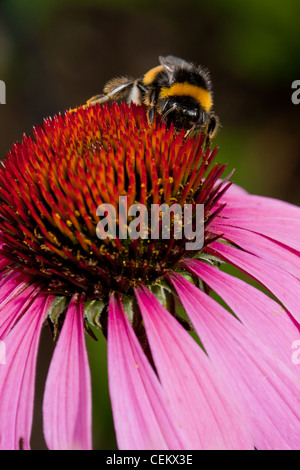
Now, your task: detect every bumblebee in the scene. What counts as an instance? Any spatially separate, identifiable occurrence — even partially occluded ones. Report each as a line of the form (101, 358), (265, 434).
(84, 55), (219, 140)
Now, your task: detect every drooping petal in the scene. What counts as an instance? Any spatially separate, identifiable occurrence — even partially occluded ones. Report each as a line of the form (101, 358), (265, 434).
(207, 240), (300, 324)
(183, 258), (300, 372)
(217, 192), (300, 252)
(108, 294), (185, 450)
(134, 284), (253, 450)
(210, 223), (300, 278)
(220, 187), (300, 217)
(0, 293), (52, 450)
(170, 273), (300, 450)
(43, 295), (92, 450)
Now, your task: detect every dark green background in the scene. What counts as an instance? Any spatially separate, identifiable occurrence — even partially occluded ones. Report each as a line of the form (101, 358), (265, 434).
(0, 0), (299, 449)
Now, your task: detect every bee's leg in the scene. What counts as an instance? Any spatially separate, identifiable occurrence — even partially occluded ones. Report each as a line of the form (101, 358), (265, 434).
(203, 135), (211, 152)
(142, 87), (158, 125)
(87, 76), (136, 107)
(184, 110), (206, 140)
(147, 105), (156, 125)
(86, 93), (109, 105)
(69, 77), (137, 113)
(104, 76), (136, 102)
(137, 82), (148, 94)
(184, 124), (196, 140)
(69, 104), (89, 114)
(147, 100), (156, 125)
(204, 115), (220, 150)
(207, 115), (219, 139)
(69, 93), (109, 113)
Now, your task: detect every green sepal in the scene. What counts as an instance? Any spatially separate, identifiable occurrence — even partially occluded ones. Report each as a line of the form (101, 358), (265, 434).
(122, 295), (135, 324)
(84, 299), (105, 328)
(47, 296), (68, 340)
(193, 252), (225, 265)
(173, 271), (194, 284)
(149, 283), (177, 313)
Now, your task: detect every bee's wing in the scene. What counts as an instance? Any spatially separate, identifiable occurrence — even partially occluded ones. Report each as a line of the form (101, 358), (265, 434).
(159, 55), (189, 70)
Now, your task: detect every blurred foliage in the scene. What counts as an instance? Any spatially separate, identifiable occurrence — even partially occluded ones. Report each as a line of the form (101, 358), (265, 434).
(0, 0), (299, 450)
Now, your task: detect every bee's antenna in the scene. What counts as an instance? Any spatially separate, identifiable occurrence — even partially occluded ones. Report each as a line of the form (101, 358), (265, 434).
(161, 104), (178, 122)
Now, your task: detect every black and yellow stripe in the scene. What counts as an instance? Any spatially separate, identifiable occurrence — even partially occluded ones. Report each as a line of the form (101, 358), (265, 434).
(142, 65), (165, 86)
(160, 82), (213, 112)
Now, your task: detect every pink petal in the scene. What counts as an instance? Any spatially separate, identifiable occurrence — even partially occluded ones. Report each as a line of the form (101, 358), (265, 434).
(220, 190), (300, 217)
(0, 283), (41, 339)
(220, 181), (248, 198)
(208, 241), (300, 324)
(108, 294), (185, 450)
(210, 223), (300, 278)
(169, 273), (300, 449)
(43, 295), (92, 450)
(134, 285), (253, 450)
(183, 258), (300, 373)
(0, 257), (13, 273)
(0, 293), (51, 450)
(0, 271), (34, 309)
(216, 193), (300, 252)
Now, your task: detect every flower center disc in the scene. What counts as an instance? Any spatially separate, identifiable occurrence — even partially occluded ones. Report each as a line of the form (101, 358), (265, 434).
(0, 103), (228, 300)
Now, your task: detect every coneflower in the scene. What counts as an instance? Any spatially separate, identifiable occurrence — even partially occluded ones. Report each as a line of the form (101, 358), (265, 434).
(0, 102), (299, 450)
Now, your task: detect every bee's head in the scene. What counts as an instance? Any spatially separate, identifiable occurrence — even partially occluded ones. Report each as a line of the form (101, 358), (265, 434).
(159, 97), (206, 131)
